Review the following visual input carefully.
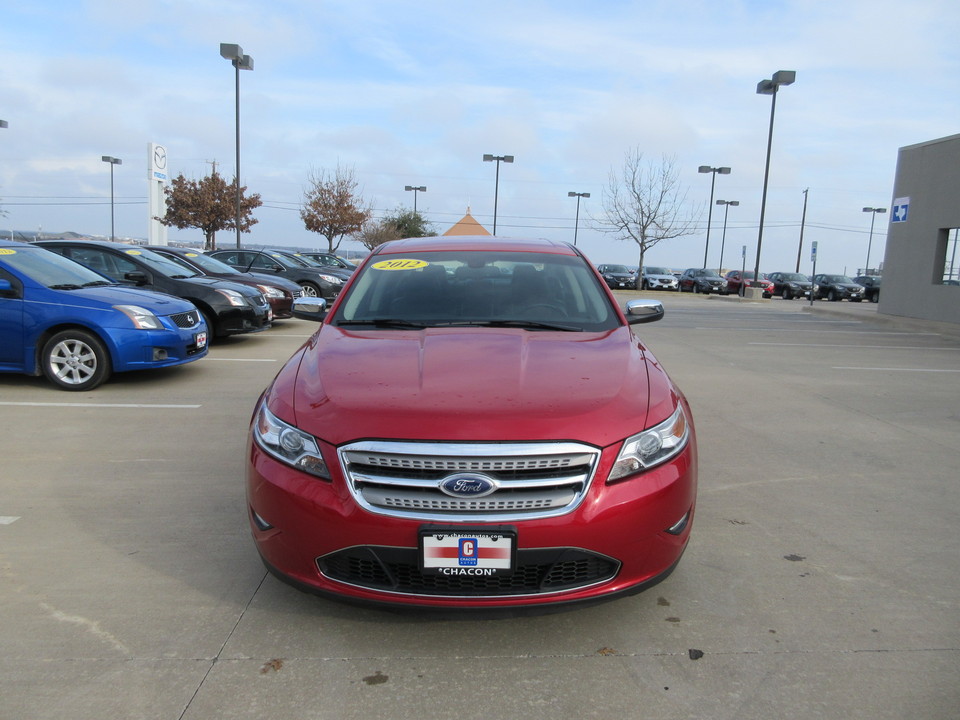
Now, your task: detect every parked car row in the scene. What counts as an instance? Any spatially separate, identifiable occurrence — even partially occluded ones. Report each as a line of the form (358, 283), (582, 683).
(623, 264), (880, 303)
(0, 239), (359, 392)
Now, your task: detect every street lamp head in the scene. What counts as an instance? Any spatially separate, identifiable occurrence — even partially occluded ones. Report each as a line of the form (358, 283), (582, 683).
(863, 207), (887, 214)
(758, 70), (797, 95)
(101, 156), (121, 165)
(484, 154), (514, 163)
(482, 154), (494, 162)
(220, 43), (243, 60)
(717, 199), (739, 207)
(772, 70), (796, 86)
(568, 191), (590, 198)
(718, 167), (731, 175)
(502, 155), (514, 163)
(700, 165), (731, 174)
(405, 185), (426, 192)
(0, 119), (8, 129)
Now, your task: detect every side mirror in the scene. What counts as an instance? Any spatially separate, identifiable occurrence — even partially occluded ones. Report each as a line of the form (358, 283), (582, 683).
(124, 271), (150, 286)
(292, 296), (328, 322)
(0, 278), (18, 298)
(625, 298), (664, 325)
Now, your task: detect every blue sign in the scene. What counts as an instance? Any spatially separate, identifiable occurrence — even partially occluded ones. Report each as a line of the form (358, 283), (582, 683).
(892, 197), (910, 223)
(458, 538), (478, 566)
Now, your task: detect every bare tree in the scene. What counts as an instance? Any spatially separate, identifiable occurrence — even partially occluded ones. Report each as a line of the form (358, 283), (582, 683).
(356, 218), (402, 251)
(598, 149), (698, 270)
(300, 165), (372, 252)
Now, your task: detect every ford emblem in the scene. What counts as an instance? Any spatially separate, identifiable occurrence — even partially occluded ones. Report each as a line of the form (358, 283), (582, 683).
(438, 473), (499, 498)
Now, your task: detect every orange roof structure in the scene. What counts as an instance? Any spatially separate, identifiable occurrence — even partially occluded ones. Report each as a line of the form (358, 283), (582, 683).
(443, 206), (490, 236)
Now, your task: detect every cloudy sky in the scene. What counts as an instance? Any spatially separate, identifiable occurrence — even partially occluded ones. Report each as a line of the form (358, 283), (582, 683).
(1, 0), (957, 274)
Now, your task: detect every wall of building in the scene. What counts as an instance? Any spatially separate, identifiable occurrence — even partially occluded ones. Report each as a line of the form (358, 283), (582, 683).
(880, 133), (960, 325)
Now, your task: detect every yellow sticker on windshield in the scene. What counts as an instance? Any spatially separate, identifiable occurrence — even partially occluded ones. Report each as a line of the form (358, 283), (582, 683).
(372, 259), (429, 271)
(185, 252), (199, 257)
(125, 249), (143, 255)
(0, 248), (16, 255)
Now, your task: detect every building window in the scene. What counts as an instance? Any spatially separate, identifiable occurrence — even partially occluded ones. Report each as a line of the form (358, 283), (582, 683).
(940, 228), (960, 285)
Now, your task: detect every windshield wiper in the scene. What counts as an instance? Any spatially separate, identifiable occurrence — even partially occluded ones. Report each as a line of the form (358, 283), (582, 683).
(338, 318), (429, 330)
(442, 320), (580, 332)
(81, 280), (113, 287)
(48, 283), (83, 290)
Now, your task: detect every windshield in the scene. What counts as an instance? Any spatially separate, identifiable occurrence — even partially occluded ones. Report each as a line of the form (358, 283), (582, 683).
(605, 265), (631, 273)
(645, 267), (672, 275)
(825, 275), (855, 283)
(780, 273), (808, 281)
(120, 247), (201, 277)
(172, 251), (242, 275)
(0, 246), (116, 288)
(333, 250), (620, 332)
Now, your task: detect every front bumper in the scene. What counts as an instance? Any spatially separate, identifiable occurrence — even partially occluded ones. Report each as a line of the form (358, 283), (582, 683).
(246, 435), (697, 608)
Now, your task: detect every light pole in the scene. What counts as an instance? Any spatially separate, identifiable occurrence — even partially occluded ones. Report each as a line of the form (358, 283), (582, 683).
(796, 188), (809, 272)
(220, 43), (254, 249)
(101, 155), (122, 242)
(698, 165), (730, 269)
(753, 70), (796, 293)
(862, 206), (887, 274)
(568, 191), (590, 246)
(404, 185), (426, 213)
(715, 199), (739, 272)
(482, 154), (513, 235)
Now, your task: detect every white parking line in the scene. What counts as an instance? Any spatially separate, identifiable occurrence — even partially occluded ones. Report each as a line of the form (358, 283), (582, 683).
(833, 367), (960, 373)
(751, 343), (960, 350)
(0, 402), (201, 408)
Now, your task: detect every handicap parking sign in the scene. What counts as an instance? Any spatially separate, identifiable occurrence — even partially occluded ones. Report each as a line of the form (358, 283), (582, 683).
(892, 197), (910, 223)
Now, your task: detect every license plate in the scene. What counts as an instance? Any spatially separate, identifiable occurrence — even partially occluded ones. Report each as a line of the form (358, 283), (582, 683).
(195, 331), (208, 350)
(618, 282), (627, 287)
(419, 527), (516, 576)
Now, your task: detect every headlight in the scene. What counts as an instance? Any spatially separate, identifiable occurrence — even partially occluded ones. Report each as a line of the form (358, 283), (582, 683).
(114, 304), (163, 330)
(215, 288), (248, 306)
(256, 284), (285, 299)
(319, 274), (343, 285)
(608, 405), (689, 482)
(253, 403), (330, 479)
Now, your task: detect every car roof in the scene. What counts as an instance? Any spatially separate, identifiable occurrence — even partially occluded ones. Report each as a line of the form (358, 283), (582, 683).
(372, 235), (579, 256)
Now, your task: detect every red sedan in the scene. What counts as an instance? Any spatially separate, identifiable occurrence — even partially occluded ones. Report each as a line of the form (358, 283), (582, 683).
(247, 236), (697, 609)
(724, 270), (775, 297)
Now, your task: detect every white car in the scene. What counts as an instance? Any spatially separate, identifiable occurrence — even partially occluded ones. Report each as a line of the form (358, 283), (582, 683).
(640, 267), (679, 291)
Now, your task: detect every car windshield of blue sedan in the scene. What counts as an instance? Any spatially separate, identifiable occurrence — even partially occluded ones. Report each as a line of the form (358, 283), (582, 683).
(2, 246), (115, 288)
(334, 251), (620, 332)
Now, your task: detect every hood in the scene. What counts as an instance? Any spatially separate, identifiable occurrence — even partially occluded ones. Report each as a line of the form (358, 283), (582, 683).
(279, 325), (675, 448)
(646, 274), (675, 280)
(64, 285), (195, 313)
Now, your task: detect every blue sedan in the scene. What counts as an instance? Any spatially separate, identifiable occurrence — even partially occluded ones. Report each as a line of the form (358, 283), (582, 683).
(0, 241), (208, 390)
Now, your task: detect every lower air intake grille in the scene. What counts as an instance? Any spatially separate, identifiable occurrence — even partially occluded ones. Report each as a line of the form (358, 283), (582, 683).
(318, 546), (619, 597)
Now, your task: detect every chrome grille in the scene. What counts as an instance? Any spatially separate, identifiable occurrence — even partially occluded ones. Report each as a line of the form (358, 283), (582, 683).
(338, 441), (599, 522)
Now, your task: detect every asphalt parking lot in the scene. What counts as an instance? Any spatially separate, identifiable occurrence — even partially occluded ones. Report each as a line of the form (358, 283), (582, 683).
(2, 294), (958, 720)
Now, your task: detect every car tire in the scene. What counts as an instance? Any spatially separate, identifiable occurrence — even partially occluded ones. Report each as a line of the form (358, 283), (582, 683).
(828, 290), (838, 301)
(41, 329), (111, 391)
(693, 283), (700, 294)
(871, 294), (879, 303)
(782, 287), (792, 300)
(300, 282), (321, 297)
(200, 309), (223, 340)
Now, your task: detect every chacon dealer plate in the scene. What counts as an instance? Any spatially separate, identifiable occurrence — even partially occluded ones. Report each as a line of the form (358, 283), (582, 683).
(419, 527), (516, 576)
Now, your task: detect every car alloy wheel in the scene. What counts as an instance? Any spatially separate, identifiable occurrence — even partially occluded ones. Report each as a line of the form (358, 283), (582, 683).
(300, 282), (320, 297)
(42, 329), (111, 391)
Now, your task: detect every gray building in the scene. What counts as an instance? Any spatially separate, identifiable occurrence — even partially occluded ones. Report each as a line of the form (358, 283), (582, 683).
(880, 133), (960, 325)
